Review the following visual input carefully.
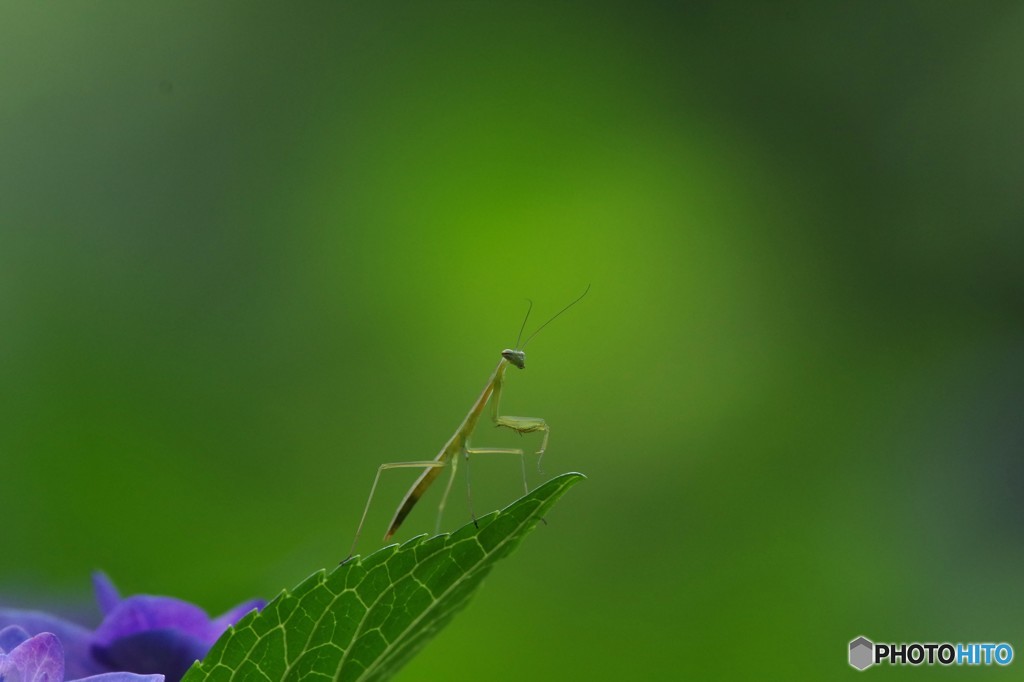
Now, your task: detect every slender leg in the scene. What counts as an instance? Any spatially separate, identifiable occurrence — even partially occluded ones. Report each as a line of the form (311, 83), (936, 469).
(344, 460), (445, 563)
(465, 447), (528, 495)
(435, 454), (459, 534)
(463, 445), (548, 528)
(495, 416), (549, 471)
(463, 445), (531, 529)
(489, 373), (551, 471)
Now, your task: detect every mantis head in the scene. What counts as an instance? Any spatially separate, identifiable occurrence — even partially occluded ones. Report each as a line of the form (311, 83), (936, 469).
(501, 348), (527, 369)
(502, 285), (590, 372)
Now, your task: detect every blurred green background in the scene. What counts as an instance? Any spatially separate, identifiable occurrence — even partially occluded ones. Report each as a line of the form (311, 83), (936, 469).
(2, 3), (1022, 679)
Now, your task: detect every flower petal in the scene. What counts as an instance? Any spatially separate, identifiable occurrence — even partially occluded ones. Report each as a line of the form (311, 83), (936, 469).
(7, 632), (65, 682)
(91, 573), (121, 617)
(0, 609), (102, 679)
(92, 598), (210, 647)
(0, 625), (31, 653)
(73, 674), (165, 682)
(91, 630), (205, 682)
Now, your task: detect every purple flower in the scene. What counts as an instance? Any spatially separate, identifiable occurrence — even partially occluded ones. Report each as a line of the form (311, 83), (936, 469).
(0, 627), (161, 682)
(0, 574), (264, 682)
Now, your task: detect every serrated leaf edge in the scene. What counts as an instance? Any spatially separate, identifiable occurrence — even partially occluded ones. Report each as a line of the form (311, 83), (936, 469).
(350, 472), (584, 680)
(186, 472), (585, 682)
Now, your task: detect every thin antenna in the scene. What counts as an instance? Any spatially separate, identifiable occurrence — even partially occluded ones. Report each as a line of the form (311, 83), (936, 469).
(521, 284), (591, 349)
(514, 299), (533, 349)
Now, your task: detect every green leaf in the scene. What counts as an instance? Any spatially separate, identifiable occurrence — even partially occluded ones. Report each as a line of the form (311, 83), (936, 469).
(182, 472), (585, 682)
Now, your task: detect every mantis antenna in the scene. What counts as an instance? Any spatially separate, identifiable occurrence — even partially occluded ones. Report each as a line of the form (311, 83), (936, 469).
(513, 299), (533, 349)
(520, 284), (591, 349)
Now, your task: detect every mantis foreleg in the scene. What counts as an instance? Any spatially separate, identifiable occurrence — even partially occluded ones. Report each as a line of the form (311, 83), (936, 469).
(489, 371), (550, 470)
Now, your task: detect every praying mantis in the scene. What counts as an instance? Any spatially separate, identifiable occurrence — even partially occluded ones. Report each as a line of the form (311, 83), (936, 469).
(344, 285), (589, 560)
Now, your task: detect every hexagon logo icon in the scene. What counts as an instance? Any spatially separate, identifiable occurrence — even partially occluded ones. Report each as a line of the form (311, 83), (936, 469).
(850, 636), (874, 670)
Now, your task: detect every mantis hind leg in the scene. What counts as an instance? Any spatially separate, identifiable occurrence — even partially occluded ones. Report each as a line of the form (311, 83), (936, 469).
(435, 454), (459, 534)
(344, 459), (446, 563)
